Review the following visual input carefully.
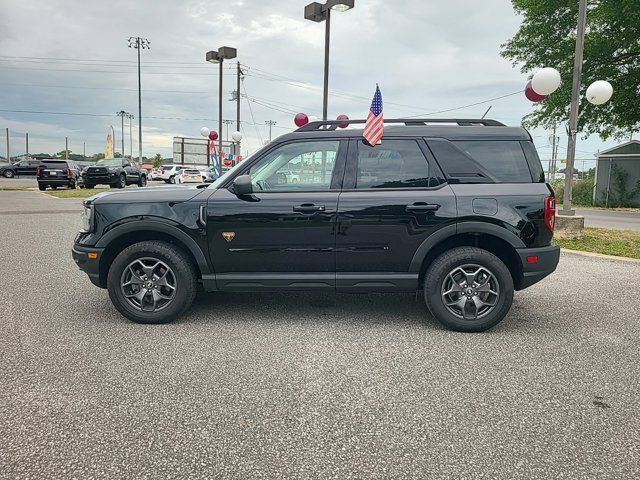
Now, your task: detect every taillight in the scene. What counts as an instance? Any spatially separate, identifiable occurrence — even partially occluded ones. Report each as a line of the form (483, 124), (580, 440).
(66, 168), (72, 177)
(35, 166), (43, 176)
(544, 195), (556, 233)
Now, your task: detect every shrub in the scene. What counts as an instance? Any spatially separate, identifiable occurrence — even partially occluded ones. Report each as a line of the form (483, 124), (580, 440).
(549, 178), (594, 207)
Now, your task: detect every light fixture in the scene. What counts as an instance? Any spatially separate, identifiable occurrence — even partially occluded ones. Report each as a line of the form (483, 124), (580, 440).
(327, 0), (354, 12)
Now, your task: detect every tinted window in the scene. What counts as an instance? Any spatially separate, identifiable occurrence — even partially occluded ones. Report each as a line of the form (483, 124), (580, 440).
(42, 160), (68, 168)
(454, 141), (532, 182)
(248, 140), (340, 191)
(356, 140), (435, 189)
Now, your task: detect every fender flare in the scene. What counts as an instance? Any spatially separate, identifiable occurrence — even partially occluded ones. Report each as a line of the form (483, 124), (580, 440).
(95, 220), (211, 275)
(409, 222), (525, 273)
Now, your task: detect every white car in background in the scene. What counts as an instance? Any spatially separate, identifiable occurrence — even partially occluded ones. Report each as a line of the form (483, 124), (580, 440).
(155, 165), (183, 184)
(176, 168), (203, 184)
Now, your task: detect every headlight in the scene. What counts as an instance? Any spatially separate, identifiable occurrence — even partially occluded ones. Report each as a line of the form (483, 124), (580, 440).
(80, 201), (94, 232)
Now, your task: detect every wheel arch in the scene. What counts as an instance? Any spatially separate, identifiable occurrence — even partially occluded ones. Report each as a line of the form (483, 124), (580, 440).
(411, 225), (523, 289)
(95, 221), (210, 288)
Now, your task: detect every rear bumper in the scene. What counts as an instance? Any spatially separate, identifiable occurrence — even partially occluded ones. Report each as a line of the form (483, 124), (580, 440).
(515, 244), (560, 290)
(38, 177), (73, 185)
(72, 244), (106, 288)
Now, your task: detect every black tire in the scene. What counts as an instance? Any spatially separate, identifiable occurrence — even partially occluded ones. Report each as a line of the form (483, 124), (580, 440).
(69, 179), (76, 189)
(107, 241), (198, 324)
(51, 185), (57, 190)
(169, 175), (176, 184)
(38, 184), (46, 191)
(138, 175), (147, 187)
(424, 247), (514, 332)
(4, 170), (15, 178)
(118, 174), (126, 188)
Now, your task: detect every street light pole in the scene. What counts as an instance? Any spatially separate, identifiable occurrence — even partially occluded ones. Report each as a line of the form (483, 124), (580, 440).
(116, 111), (126, 157)
(127, 113), (134, 159)
(304, 0), (354, 121)
(206, 46), (237, 157)
(560, 0), (587, 216)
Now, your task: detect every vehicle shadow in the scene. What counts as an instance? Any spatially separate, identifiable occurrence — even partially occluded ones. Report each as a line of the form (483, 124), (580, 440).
(188, 291), (443, 329)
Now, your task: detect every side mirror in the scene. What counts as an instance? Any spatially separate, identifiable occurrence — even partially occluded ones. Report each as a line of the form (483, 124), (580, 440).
(233, 174), (253, 195)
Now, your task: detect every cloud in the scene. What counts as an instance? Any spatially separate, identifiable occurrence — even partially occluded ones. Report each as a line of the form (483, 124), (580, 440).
(0, 0), (613, 163)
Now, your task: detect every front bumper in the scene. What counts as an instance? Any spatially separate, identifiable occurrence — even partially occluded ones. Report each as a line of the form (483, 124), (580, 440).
(83, 173), (118, 184)
(72, 244), (106, 288)
(515, 244), (560, 290)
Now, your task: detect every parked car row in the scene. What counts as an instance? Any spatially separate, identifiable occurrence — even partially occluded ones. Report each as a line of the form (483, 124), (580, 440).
(150, 165), (216, 183)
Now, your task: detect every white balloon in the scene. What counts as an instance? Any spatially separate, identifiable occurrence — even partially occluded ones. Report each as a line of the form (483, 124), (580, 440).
(200, 127), (210, 138)
(586, 80), (613, 105)
(531, 67), (562, 96)
(231, 131), (243, 142)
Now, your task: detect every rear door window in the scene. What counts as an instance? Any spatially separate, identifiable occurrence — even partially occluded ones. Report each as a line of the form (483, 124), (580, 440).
(453, 141), (532, 182)
(355, 139), (439, 189)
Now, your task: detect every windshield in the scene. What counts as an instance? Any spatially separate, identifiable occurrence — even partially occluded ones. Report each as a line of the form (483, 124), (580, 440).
(96, 158), (122, 167)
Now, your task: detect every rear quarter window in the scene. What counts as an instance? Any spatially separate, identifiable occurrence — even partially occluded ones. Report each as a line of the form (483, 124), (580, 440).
(453, 141), (532, 183)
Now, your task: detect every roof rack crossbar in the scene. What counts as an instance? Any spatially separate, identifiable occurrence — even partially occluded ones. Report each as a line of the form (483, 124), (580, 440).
(295, 118), (505, 131)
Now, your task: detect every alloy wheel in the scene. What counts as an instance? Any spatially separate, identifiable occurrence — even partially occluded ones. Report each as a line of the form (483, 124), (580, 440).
(120, 257), (177, 312)
(441, 264), (500, 320)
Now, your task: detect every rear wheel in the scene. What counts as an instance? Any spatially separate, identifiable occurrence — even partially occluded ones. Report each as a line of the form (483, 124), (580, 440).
(169, 175), (176, 184)
(424, 247), (514, 332)
(138, 175), (147, 187)
(107, 241), (197, 324)
(38, 184), (46, 191)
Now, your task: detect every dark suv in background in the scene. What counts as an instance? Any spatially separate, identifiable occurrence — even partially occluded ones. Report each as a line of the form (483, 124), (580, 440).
(1, 158), (42, 178)
(37, 159), (81, 190)
(81, 158), (147, 189)
(73, 118), (559, 332)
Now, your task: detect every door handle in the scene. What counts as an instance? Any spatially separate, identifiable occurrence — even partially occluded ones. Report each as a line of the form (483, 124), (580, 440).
(293, 204), (326, 213)
(406, 203), (440, 212)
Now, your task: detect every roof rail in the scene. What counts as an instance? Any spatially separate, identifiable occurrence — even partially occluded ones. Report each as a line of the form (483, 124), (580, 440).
(295, 118), (506, 132)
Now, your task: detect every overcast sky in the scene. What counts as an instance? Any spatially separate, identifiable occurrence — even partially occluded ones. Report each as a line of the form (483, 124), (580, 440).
(0, 0), (622, 168)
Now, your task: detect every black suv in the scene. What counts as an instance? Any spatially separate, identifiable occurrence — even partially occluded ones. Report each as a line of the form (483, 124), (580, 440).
(81, 158), (147, 189)
(73, 119), (559, 332)
(1, 158), (42, 178)
(37, 159), (81, 190)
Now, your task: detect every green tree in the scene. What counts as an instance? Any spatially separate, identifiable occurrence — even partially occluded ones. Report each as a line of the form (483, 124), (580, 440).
(501, 0), (640, 140)
(152, 153), (163, 168)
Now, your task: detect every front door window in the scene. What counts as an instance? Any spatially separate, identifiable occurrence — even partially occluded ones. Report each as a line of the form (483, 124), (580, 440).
(247, 140), (340, 191)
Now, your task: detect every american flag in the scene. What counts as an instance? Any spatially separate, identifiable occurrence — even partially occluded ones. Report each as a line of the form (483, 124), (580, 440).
(363, 84), (383, 146)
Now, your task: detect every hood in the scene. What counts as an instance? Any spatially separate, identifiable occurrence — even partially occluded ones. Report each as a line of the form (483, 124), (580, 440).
(90, 185), (208, 204)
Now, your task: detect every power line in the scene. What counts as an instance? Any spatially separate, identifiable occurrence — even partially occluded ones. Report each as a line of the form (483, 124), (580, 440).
(240, 77), (264, 144)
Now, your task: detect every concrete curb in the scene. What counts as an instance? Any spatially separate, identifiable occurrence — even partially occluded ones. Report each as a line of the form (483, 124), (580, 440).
(561, 248), (640, 264)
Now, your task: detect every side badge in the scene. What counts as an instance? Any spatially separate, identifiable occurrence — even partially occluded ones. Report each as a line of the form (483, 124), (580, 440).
(222, 232), (235, 243)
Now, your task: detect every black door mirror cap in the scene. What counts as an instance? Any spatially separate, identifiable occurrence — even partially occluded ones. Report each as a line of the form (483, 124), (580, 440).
(233, 174), (253, 196)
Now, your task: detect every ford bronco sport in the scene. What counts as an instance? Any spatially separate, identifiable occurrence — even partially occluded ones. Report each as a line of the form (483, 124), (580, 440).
(72, 119), (559, 332)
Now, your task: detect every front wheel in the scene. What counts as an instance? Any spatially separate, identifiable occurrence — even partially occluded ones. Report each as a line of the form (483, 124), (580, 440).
(107, 241), (197, 324)
(424, 247), (514, 332)
(4, 170), (15, 178)
(169, 176), (176, 184)
(38, 184), (46, 191)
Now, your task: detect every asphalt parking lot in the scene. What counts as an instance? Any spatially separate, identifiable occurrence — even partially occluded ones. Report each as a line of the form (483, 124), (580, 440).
(1, 189), (639, 479)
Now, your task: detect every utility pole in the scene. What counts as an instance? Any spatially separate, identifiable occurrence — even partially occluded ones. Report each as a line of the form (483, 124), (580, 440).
(116, 111), (125, 156)
(550, 125), (558, 179)
(5, 128), (9, 162)
(127, 113), (134, 158)
(65, 137), (68, 160)
(237, 62), (243, 155)
(322, 8), (331, 121)
(25, 132), (29, 156)
(265, 120), (277, 142)
(223, 119), (234, 142)
(83, 142), (86, 160)
(128, 36), (150, 163)
(560, 0), (587, 216)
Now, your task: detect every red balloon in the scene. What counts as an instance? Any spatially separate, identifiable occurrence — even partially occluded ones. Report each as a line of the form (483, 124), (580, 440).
(208, 130), (218, 141)
(294, 113), (309, 127)
(525, 81), (546, 102)
(336, 114), (349, 129)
